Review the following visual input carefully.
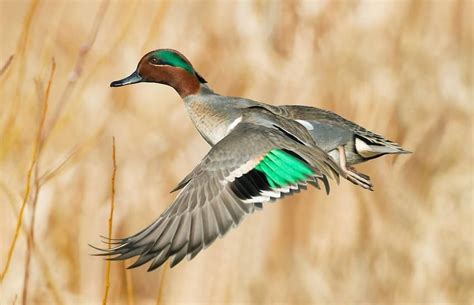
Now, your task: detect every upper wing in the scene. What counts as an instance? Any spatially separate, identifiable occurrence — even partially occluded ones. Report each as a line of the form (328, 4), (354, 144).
(92, 123), (340, 271)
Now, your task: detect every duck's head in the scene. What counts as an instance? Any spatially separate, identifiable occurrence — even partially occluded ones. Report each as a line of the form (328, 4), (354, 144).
(110, 49), (207, 97)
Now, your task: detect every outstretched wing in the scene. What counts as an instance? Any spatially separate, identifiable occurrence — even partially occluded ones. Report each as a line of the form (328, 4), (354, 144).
(92, 123), (340, 271)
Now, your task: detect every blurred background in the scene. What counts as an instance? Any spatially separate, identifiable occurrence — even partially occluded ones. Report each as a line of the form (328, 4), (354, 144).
(0, 0), (472, 304)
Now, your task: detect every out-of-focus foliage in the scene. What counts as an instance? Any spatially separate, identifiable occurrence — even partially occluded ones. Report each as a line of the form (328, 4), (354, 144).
(0, 0), (472, 304)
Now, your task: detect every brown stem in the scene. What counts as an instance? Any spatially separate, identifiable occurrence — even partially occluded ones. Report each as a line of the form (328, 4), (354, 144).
(123, 261), (135, 305)
(155, 268), (168, 305)
(21, 167), (39, 305)
(41, 0), (110, 144)
(0, 55), (14, 77)
(102, 137), (117, 305)
(0, 181), (64, 305)
(1, 59), (55, 283)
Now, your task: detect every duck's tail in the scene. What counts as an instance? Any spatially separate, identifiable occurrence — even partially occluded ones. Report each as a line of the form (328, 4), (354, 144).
(355, 135), (411, 159)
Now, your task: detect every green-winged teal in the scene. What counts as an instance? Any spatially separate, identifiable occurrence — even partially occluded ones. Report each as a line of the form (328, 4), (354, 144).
(94, 49), (410, 270)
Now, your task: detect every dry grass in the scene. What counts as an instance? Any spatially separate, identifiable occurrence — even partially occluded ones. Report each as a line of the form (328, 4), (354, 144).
(101, 137), (116, 305)
(0, 0), (473, 304)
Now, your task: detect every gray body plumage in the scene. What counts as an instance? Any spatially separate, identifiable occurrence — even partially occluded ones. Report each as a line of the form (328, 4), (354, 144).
(183, 86), (409, 165)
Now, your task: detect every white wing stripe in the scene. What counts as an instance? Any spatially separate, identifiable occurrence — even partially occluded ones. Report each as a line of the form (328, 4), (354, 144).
(295, 119), (314, 130)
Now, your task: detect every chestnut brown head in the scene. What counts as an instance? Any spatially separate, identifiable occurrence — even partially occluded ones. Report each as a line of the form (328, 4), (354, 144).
(111, 49), (207, 97)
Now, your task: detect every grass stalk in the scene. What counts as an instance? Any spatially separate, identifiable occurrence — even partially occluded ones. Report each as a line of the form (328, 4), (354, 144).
(1, 58), (56, 283)
(1, 181), (64, 305)
(21, 63), (57, 304)
(0, 0), (39, 158)
(43, 0), (110, 142)
(155, 268), (168, 305)
(0, 55), (14, 77)
(102, 137), (117, 305)
(123, 261), (135, 305)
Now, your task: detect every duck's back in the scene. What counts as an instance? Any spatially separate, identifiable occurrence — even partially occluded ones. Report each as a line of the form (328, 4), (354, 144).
(276, 105), (409, 164)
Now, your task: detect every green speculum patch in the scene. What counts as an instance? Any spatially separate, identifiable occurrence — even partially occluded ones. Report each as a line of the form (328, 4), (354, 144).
(255, 149), (313, 188)
(154, 50), (195, 74)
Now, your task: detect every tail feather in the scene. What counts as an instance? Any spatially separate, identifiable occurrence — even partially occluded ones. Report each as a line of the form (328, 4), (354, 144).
(355, 136), (410, 158)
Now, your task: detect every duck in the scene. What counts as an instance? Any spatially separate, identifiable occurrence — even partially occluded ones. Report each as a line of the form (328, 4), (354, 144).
(93, 49), (410, 270)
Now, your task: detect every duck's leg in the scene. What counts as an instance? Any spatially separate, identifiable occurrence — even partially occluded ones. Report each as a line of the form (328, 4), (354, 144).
(337, 146), (373, 190)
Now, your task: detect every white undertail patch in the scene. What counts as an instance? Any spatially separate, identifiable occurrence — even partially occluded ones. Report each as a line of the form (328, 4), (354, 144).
(355, 137), (382, 158)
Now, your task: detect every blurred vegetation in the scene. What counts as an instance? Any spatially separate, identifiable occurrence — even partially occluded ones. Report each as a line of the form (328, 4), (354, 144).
(0, 0), (472, 304)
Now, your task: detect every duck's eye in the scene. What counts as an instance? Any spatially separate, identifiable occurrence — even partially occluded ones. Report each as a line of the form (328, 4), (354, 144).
(149, 57), (159, 65)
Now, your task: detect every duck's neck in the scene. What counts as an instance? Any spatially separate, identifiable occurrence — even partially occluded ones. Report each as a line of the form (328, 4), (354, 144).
(164, 68), (201, 98)
(183, 87), (230, 145)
